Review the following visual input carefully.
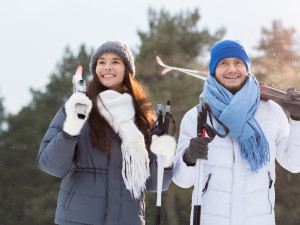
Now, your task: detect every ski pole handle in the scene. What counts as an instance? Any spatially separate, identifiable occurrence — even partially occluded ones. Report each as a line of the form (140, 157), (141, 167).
(157, 104), (163, 128)
(164, 100), (171, 134)
(73, 75), (87, 120)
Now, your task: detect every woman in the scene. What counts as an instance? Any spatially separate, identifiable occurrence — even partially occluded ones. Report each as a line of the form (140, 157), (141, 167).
(37, 41), (176, 225)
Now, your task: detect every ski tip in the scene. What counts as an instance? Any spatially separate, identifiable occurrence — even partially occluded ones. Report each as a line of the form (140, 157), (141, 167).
(161, 68), (172, 75)
(198, 71), (209, 76)
(156, 56), (164, 66)
(259, 84), (286, 96)
(75, 65), (83, 76)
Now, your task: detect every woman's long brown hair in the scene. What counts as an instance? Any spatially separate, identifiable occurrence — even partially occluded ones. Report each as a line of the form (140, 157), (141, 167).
(86, 67), (155, 152)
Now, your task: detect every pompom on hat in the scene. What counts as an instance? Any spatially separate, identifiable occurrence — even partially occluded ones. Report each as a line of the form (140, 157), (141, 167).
(90, 41), (135, 77)
(209, 40), (250, 76)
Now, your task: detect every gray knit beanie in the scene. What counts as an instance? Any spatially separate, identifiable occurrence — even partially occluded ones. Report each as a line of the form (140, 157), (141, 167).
(90, 41), (135, 77)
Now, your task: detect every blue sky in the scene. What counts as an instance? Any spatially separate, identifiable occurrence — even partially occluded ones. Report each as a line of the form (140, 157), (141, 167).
(1, 0), (300, 113)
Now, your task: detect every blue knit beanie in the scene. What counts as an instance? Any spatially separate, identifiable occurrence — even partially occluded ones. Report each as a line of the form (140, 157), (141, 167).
(90, 41), (135, 77)
(209, 40), (250, 76)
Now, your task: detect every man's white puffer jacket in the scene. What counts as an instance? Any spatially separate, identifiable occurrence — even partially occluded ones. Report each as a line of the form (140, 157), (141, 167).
(173, 100), (300, 225)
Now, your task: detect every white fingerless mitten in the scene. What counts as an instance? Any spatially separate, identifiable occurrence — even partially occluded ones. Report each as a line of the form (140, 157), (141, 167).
(63, 93), (92, 136)
(150, 135), (177, 168)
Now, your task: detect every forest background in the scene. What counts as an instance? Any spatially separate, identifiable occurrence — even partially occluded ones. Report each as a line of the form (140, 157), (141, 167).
(1, 8), (300, 225)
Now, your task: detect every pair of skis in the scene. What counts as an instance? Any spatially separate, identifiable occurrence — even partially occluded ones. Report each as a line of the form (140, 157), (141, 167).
(156, 56), (300, 104)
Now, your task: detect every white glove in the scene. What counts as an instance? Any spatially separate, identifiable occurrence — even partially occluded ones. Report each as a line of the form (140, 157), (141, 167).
(63, 93), (92, 136)
(150, 135), (177, 168)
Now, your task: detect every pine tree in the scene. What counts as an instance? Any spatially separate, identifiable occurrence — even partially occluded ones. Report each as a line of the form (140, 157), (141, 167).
(0, 93), (5, 136)
(252, 20), (300, 225)
(252, 20), (300, 90)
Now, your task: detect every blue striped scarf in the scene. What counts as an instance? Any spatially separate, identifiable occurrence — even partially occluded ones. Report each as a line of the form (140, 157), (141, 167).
(200, 74), (270, 172)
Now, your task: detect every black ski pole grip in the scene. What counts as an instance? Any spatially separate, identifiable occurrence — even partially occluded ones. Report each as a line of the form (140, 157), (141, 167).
(164, 100), (171, 134)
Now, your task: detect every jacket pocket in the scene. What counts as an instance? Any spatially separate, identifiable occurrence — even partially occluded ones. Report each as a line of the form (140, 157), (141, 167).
(267, 171), (273, 214)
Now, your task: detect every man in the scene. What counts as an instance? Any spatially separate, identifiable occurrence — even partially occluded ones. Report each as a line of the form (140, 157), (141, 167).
(173, 39), (300, 225)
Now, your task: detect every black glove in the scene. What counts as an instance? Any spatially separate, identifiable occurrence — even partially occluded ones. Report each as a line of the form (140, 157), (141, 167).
(183, 137), (211, 166)
(278, 87), (300, 120)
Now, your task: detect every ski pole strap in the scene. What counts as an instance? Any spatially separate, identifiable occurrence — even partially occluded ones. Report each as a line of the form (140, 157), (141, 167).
(200, 100), (230, 139)
(149, 101), (176, 136)
(164, 100), (171, 134)
(165, 100), (176, 136)
(149, 104), (164, 136)
(197, 104), (206, 138)
(164, 112), (176, 136)
(150, 111), (176, 136)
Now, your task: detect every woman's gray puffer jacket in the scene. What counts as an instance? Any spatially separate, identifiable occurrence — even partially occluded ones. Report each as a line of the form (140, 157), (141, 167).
(37, 106), (173, 225)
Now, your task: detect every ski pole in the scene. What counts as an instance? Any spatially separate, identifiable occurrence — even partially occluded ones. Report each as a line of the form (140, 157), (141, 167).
(154, 103), (164, 225)
(151, 100), (175, 225)
(193, 102), (207, 225)
(156, 56), (300, 103)
(72, 65), (88, 119)
(149, 100), (176, 225)
(164, 100), (171, 133)
(155, 153), (164, 225)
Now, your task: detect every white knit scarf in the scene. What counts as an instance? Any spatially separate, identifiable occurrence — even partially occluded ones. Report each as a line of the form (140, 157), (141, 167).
(97, 90), (150, 199)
